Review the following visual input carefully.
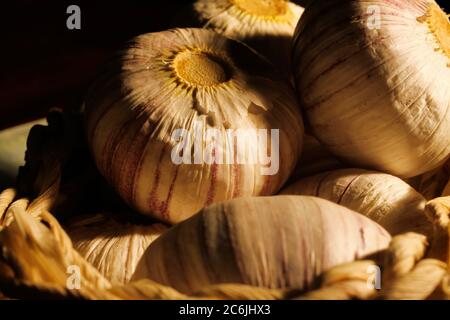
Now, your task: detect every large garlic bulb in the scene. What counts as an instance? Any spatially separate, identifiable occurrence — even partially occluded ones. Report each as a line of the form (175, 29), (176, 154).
(189, 0), (304, 73)
(281, 169), (431, 236)
(85, 28), (304, 224)
(293, 0), (450, 177)
(65, 214), (167, 284)
(144, 196), (391, 293)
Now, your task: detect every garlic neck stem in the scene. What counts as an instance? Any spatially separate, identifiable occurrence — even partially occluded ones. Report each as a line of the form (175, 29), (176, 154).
(173, 50), (231, 87)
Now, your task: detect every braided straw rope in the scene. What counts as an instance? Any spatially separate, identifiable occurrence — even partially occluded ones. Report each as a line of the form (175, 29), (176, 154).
(0, 111), (449, 300)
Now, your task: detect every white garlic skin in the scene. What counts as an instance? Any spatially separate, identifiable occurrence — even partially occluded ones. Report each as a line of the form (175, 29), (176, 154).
(85, 28), (304, 224)
(281, 169), (431, 236)
(66, 214), (167, 285)
(145, 195), (391, 293)
(293, 0), (450, 177)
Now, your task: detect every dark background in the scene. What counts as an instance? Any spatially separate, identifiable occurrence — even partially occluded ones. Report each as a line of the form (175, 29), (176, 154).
(0, 0), (449, 130)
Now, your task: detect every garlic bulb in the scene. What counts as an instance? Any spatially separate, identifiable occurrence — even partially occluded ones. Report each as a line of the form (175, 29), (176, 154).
(281, 169), (431, 236)
(65, 214), (167, 284)
(293, 0), (450, 177)
(144, 196), (391, 293)
(85, 28), (304, 224)
(189, 0), (304, 73)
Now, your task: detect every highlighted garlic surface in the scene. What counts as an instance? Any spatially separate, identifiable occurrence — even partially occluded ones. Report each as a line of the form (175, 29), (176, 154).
(65, 214), (167, 284)
(190, 0), (304, 73)
(85, 28), (303, 224)
(144, 196), (390, 293)
(281, 169), (431, 236)
(293, 0), (450, 177)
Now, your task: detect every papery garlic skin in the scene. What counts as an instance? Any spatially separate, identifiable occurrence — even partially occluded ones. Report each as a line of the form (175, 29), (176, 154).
(66, 214), (167, 284)
(144, 196), (390, 293)
(191, 0), (304, 73)
(85, 28), (303, 224)
(281, 169), (431, 236)
(293, 0), (450, 177)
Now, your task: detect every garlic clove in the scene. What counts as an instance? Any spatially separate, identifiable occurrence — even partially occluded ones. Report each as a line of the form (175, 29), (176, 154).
(293, 0), (450, 178)
(281, 168), (431, 236)
(144, 195), (391, 293)
(188, 0), (304, 74)
(85, 28), (304, 224)
(65, 214), (167, 285)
